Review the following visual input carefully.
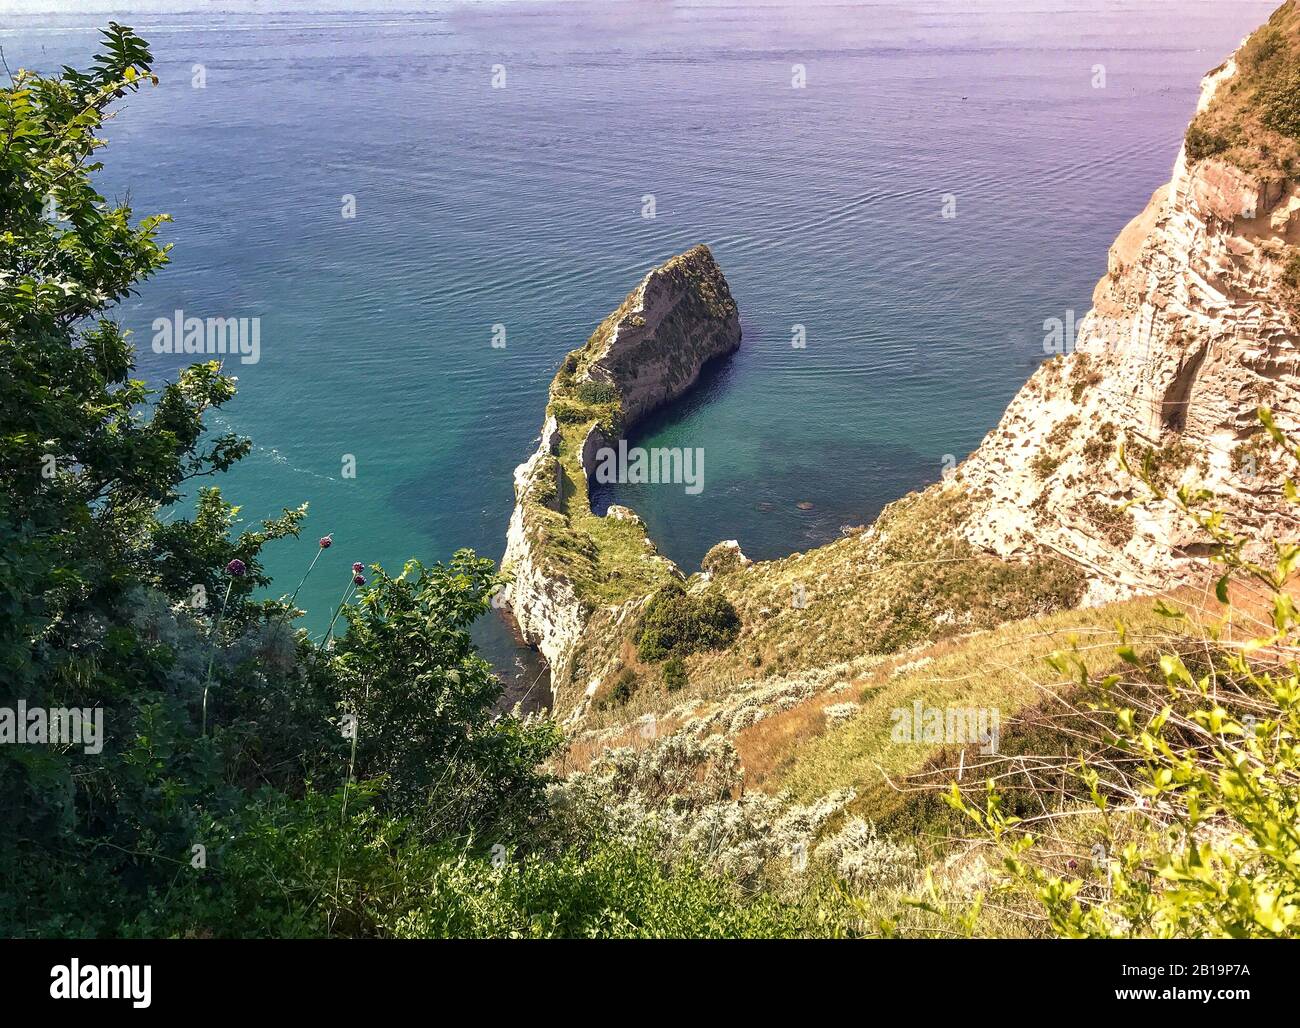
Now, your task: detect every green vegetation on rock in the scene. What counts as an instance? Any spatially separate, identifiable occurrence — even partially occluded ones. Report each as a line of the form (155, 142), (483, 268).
(1184, 1), (1300, 177)
(523, 421), (676, 608)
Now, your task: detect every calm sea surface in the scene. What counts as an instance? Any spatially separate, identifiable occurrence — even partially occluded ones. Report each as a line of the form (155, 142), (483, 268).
(1, 0), (1277, 697)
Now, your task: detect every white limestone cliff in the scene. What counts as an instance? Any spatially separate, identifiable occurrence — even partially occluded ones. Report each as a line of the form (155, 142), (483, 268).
(956, 49), (1300, 601)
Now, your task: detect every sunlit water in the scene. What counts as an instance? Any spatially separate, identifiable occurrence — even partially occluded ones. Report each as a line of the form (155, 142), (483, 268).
(2, 0), (1276, 703)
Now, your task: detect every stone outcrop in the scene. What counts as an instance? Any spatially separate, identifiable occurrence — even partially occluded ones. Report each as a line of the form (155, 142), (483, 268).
(501, 245), (742, 689)
(956, 44), (1300, 601)
(581, 246), (742, 427)
(504, 18), (1300, 725)
(700, 539), (751, 578)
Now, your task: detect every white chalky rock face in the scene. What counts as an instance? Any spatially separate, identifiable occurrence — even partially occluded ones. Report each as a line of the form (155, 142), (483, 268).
(501, 415), (585, 671)
(957, 51), (1300, 602)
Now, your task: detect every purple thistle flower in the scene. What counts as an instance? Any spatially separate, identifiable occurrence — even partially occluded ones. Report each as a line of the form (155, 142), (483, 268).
(319, 535), (333, 549)
(226, 558), (247, 577)
(353, 573), (366, 586)
(352, 562), (364, 574)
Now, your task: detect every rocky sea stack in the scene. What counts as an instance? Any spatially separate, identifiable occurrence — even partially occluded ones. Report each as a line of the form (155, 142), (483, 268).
(501, 244), (741, 701)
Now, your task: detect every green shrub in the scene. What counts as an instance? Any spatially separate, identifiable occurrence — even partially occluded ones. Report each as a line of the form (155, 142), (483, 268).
(1077, 496), (1134, 547)
(0, 28), (563, 938)
(1028, 415), (1080, 480)
(596, 666), (639, 709)
(635, 583), (741, 661)
(662, 656), (687, 692)
(124, 787), (835, 939)
(1184, 120), (1231, 161)
(1284, 249), (1300, 289)
(1082, 422), (1119, 467)
(1029, 451), (1063, 481)
(1243, 26), (1285, 69)
(575, 380), (619, 406)
(551, 400), (595, 424)
(1070, 358), (1103, 405)
(1259, 62), (1300, 138)
(332, 554), (563, 840)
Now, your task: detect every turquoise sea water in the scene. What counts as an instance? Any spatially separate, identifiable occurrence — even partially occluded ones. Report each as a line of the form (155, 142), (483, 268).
(1, 0), (1277, 700)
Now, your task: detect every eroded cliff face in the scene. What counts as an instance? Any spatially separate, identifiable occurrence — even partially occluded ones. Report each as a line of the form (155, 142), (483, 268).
(956, 52), (1300, 601)
(501, 416), (587, 670)
(501, 245), (742, 691)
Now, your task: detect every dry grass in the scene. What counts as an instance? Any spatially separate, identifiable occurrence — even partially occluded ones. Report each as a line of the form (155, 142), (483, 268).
(732, 683), (867, 790)
(557, 556), (1293, 820)
(769, 589), (1220, 812)
(562, 482), (1085, 710)
(549, 712), (689, 776)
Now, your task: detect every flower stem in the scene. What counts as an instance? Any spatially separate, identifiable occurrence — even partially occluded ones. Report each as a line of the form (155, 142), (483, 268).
(201, 579), (234, 737)
(341, 676), (370, 822)
(320, 579), (355, 650)
(332, 674), (370, 935)
(288, 543), (327, 607)
(270, 537), (332, 641)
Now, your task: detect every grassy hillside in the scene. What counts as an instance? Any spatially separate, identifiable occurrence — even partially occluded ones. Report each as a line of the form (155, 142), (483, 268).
(553, 555), (1300, 938)
(564, 482), (1085, 712)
